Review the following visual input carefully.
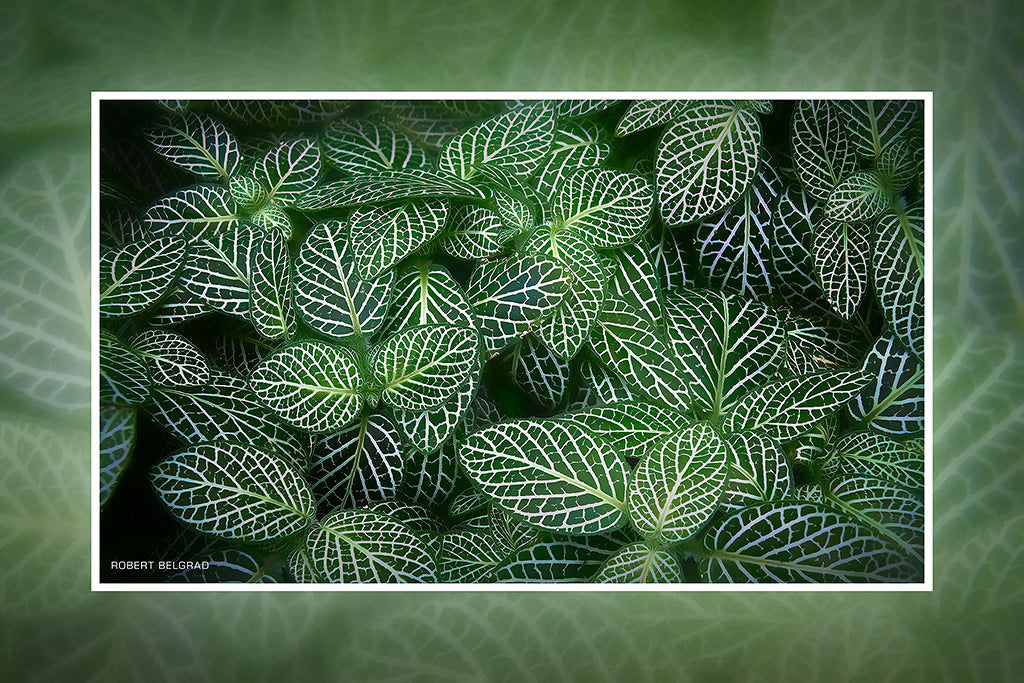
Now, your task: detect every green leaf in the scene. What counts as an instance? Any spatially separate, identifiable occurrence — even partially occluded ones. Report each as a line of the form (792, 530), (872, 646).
(822, 431), (924, 490)
(505, 334), (570, 411)
(144, 185), (242, 239)
(294, 219), (395, 340)
(492, 538), (615, 582)
(309, 413), (404, 509)
(697, 163), (780, 300)
(663, 288), (784, 418)
(466, 253), (569, 356)
(369, 324), (478, 412)
(399, 439), (460, 508)
(390, 364), (477, 454)
(295, 169), (488, 210)
(130, 328), (211, 388)
(873, 201), (924, 361)
(148, 285), (213, 327)
(604, 242), (665, 327)
(627, 422), (729, 542)
(848, 333), (924, 436)
(569, 356), (634, 409)
(783, 315), (865, 374)
(550, 99), (619, 119)
(791, 100), (858, 203)
(552, 168), (654, 248)
(589, 299), (689, 409)
(228, 174), (268, 211)
(349, 199), (449, 280)
(524, 227), (608, 360)
(814, 218), (871, 320)
(700, 502), (916, 582)
(247, 201), (293, 240)
(656, 101), (762, 225)
(826, 170), (891, 222)
(169, 549), (280, 583)
(151, 442), (314, 544)
(460, 419), (630, 535)
(99, 236), (187, 317)
(255, 137), (321, 205)
(99, 406), (136, 509)
(99, 330), (151, 406)
(249, 340), (364, 433)
(321, 117), (428, 175)
(383, 263), (476, 335)
(146, 112), (242, 182)
(306, 508), (436, 583)
(247, 230), (297, 340)
(533, 120), (611, 201)
(557, 401), (689, 462)
(720, 431), (793, 512)
(770, 186), (829, 313)
(441, 204), (513, 260)
(594, 542), (683, 583)
(150, 372), (306, 466)
(835, 100), (921, 159)
(616, 100), (690, 136)
(439, 102), (555, 180)
(721, 370), (873, 442)
(439, 529), (511, 582)
(824, 476), (924, 568)
(179, 225), (258, 319)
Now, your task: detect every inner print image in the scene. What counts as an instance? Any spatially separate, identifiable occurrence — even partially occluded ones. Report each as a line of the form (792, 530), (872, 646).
(98, 98), (925, 584)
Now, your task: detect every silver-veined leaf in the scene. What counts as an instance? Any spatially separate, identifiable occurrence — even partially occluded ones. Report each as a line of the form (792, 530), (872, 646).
(791, 100), (858, 202)
(789, 415), (838, 466)
(256, 137), (321, 205)
(130, 329), (210, 388)
(604, 242), (664, 327)
(151, 442), (314, 544)
(99, 406), (136, 509)
(552, 168), (654, 249)
(697, 162), (780, 300)
(441, 204), (510, 260)
(720, 430), (793, 512)
(784, 314), (865, 374)
(835, 100), (921, 159)
(825, 475), (924, 568)
(321, 117), (428, 175)
(248, 230), (296, 339)
(627, 422), (729, 543)
(307, 508), (436, 583)
(99, 236), (186, 317)
(99, 330), (150, 406)
(557, 401), (689, 463)
(466, 253), (569, 356)
(168, 549), (280, 583)
(488, 505), (541, 554)
(369, 500), (444, 533)
(390, 364), (477, 454)
(550, 99), (619, 119)
(247, 201), (293, 240)
(439, 102), (555, 180)
(721, 370), (873, 442)
(770, 186), (830, 313)
(144, 185), (242, 239)
(378, 100), (477, 150)
(294, 219), (394, 340)
(249, 341), (363, 433)
(656, 101), (762, 225)
(349, 199), (449, 280)
(826, 170), (891, 223)
(533, 120), (611, 201)
(848, 333), (924, 436)
(369, 324), (478, 412)
(309, 413), (404, 510)
(616, 100), (690, 137)
(589, 298), (688, 409)
(439, 530), (511, 583)
(148, 285), (212, 327)
(814, 218), (870, 320)
(150, 372), (306, 466)
(460, 419), (629, 535)
(228, 174), (268, 211)
(873, 200), (924, 360)
(179, 225), (258, 319)
(524, 228), (608, 360)
(146, 112), (241, 182)
(289, 547), (322, 583)
(594, 542), (683, 583)
(295, 169), (487, 210)
(874, 134), (920, 190)
(383, 263), (476, 335)
(663, 288), (784, 419)
(399, 439), (461, 508)
(700, 502), (915, 582)
(569, 356), (634, 409)
(505, 334), (570, 411)
(492, 538), (615, 582)
(822, 431), (924, 490)
(647, 219), (695, 293)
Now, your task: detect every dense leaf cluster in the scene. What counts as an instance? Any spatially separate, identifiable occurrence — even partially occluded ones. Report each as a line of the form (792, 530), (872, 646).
(99, 98), (924, 583)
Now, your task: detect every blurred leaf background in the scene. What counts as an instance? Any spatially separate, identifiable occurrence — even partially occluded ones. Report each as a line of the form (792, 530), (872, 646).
(1, 0), (1021, 680)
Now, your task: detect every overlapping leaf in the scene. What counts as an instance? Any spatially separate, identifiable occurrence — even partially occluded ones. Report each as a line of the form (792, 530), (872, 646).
(179, 225), (258, 318)
(594, 542), (683, 583)
(255, 137), (321, 205)
(834, 100), (922, 158)
(873, 200), (924, 360)
(349, 199), (449, 280)
(656, 101), (762, 225)
(99, 406), (136, 509)
(701, 502), (915, 582)
(294, 220), (394, 339)
(383, 263), (476, 334)
(247, 230), (296, 339)
(439, 530), (511, 583)
(296, 169), (487, 210)
(533, 120), (611, 200)
(130, 329), (211, 388)
(369, 324), (478, 412)
(506, 334), (570, 411)
(720, 431), (793, 512)
(151, 442), (314, 543)
(146, 112), (242, 181)
(441, 205), (510, 260)
(783, 315), (865, 374)
(439, 102), (555, 180)
(557, 401), (689, 463)
(99, 236), (186, 317)
(628, 422), (729, 542)
(721, 370), (872, 442)
(460, 419), (629, 535)
(791, 100), (857, 202)
(848, 333), (924, 436)
(616, 100), (690, 137)
(144, 185), (241, 239)
(821, 431), (924, 490)
(492, 538), (616, 582)
(770, 186), (829, 313)
(552, 168), (654, 249)
(309, 413), (404, 510)
(826, 170), (891, 222)
(814, 218), (871, 320)
(99, 330), (151, 406)
(306, 508), (436, 583)
(825, 476), (924, 567)
(321, 117), (428, 175)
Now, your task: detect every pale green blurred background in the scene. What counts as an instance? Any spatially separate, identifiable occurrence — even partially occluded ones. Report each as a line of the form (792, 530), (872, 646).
(1, 0), (1021, 680)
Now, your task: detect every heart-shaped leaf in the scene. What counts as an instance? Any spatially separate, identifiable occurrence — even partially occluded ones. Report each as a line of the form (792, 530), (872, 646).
(873, 201), (924, 360)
